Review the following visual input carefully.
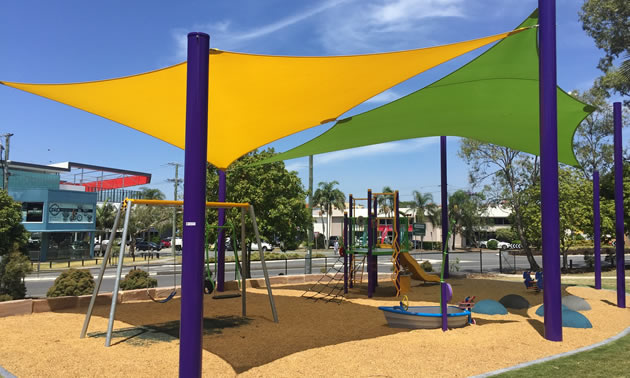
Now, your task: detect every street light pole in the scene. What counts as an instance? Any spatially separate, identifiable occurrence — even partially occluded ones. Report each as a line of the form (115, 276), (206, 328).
(1, 133), (13, 191)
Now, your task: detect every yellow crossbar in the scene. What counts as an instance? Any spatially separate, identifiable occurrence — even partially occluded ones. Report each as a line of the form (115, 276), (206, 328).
(373, 192), (395, 196)
(127, 199), (250, 208)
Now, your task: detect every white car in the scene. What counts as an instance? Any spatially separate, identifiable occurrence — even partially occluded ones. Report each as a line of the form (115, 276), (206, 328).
(480, 238), (511, 250)
(250, 241), (274, 252)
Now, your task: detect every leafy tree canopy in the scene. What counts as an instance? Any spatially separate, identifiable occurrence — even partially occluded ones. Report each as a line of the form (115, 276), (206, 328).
(580, 0), (630, 102)
(0, 190), (28, 257)
(206, 149), (310, 250)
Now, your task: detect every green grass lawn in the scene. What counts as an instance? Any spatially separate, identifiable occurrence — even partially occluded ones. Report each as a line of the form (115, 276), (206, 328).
(495, 331), (630, 377)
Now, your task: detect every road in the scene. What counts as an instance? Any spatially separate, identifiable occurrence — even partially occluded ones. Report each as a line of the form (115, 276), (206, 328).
(25, 250), (619, 298)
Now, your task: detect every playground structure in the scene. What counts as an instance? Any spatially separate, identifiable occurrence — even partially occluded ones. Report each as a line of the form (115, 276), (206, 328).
(343, 189), (439, 299)
(79, 198), (278, 347)
(0, 5), (626, 375)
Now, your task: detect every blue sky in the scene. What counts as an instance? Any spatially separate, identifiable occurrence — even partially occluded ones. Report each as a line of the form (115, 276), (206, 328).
(0, 0), (626, 203)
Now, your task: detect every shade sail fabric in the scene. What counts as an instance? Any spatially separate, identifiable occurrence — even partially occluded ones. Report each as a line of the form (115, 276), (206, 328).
(257, 12), (593, 167)
(0, 31), (524, 169)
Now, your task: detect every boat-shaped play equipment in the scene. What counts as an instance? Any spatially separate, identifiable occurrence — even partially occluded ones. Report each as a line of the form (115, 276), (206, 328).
(378, 305), (471, 329)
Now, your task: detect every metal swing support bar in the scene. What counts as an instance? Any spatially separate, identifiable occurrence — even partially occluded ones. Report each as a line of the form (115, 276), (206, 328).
(249, 204), (279, 323)
(92, 199), (277, 347)
(105, 199), (133, 347)
(80, 202), (123, 339)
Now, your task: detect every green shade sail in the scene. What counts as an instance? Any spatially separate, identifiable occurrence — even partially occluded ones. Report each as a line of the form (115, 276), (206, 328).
(259, 11), (593, 167)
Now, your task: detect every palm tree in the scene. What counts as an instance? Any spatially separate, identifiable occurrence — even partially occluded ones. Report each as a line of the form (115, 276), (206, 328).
(313, 181), (345, 246)
(377, 186), (394, 217)
(96, 201), (117, 241)
(410, 190), (438, 249)
(138, 187), (166, 200)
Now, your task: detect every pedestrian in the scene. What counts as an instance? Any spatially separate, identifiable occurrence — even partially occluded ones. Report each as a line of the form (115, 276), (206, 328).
(334, 239), (339, 255)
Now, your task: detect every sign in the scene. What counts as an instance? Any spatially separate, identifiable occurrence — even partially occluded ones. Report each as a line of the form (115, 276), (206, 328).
(48, 203), (94, 223)
(412, 223), (426, 236)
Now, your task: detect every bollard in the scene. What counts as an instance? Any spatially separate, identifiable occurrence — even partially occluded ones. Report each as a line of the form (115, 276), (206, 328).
(50, 261), (53, 269)
(480, 248), (483, 273)
(499, 250), (502, 274)
(325, 256), (328, 271)
(82, 259), (84, 267)
(570, 259), (573, 269)
(285, 257), (288, 275)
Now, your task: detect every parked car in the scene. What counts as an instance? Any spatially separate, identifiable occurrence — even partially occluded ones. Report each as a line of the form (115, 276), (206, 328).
(160, 239), (171, 248)
(328, 236), (340, 248)
(136, 241), (162, 251)
(480, 238), (511, 250)
(250, 240), (274, 252)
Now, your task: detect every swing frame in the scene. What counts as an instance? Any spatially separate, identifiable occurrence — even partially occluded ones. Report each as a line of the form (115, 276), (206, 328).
(80, 198), (278, 347)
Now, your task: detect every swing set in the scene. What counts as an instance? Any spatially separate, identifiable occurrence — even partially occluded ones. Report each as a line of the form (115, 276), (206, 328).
(80, 198), (278, 347)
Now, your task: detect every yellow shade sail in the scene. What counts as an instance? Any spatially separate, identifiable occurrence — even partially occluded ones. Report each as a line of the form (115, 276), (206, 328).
(1, 29), (524, 169)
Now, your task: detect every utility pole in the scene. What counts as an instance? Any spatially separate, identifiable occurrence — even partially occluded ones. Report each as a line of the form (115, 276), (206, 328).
(167, 162), (183, 256)
(1, 133), (13, 191)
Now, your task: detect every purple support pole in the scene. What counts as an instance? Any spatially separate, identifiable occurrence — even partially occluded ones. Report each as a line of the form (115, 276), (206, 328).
(394, 191), (401, 291)
(217, 169), (226, 291)
(349, 194), (354, 288)
(441, 283), (448, 331)
(613, 102), (626, 308)
(593, 170), (601, 289)
(373, 197), (379, 287)
(440, 136), (449, 279)
(179, 32), (209, 377)
(539, 0), (562, 342)
(344, 212), (348, 294)
(367, 189), (374, 297)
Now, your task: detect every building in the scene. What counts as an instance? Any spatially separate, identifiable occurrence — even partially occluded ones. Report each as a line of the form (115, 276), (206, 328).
(312, 204), (512, 249)
(1, 161), (151, 261)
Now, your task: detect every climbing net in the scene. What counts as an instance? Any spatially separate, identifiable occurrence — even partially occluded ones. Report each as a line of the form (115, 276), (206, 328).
(301, 256), (345, 303)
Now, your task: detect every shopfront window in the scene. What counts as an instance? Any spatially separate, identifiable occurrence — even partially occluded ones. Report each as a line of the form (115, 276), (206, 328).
(22, 202), (44, 222)
(47, 203), (94, 223)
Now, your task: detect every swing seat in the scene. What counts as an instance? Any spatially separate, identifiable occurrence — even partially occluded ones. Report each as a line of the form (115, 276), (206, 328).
(149, 290), (177, 303)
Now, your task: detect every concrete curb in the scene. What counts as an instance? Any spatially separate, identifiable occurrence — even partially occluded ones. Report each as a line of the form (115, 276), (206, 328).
(473, 325), (630, 377)
(474, 288), (629, 377)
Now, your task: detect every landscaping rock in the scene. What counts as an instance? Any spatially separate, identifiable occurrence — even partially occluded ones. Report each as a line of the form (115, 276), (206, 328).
(499, 294), (529, 309)
(471, 299), (508, 315)
(561, 295), (591, 311)
(534, 304), (569, 317)
(562, 309), (592, 328)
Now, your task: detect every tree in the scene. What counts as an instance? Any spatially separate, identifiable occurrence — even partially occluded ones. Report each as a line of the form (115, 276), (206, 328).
(519, 168), (605, 270)
(377, 186), (394, 217)
(448, 190), (486, 249)
(600, 160), (630, 233)
(206, 149), (310, 258)
(459, 139), (541, 270)
(409, 191), (439, 249)
(125, 189), (171, 254)
(138, 187), (166, 200)
(580, 0), (630, 103)
(313, 180), (345, 245)
(0, 190), (30, 300)
(96, 201), (117, 241)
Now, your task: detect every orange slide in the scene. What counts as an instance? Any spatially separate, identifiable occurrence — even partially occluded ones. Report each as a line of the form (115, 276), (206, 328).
(399, 253), (440, 283)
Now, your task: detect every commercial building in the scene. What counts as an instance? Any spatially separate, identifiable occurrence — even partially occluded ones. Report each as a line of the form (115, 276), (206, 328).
(1, 161), (151, 261)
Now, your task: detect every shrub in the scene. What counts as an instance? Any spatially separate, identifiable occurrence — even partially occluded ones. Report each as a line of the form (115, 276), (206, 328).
(0, 252), (31, 299)
(420, 260), (433, 272)
(119, 269), (157, 290)
(487, 240), (499, 250)
(47, 268), (95, 297)
(496, 229), (516, 243)
(583, 251), (594, 268)
(0, 294), (13, 302)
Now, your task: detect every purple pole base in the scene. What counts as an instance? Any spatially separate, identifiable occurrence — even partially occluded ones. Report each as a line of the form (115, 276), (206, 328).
(440, 282), (448, 331)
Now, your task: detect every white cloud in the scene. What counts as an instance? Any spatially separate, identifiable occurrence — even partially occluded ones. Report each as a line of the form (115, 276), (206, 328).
(171, 0), (348, 60)
(317, 0), (467, 54)
(314, 137), (438, 164)
(285, 161), (308, 172)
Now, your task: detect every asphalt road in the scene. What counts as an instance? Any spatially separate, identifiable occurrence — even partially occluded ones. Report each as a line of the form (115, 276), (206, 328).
(25, 250), (619, 298)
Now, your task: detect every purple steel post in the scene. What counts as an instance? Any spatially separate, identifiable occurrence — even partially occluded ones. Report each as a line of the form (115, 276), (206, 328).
(344, 212), (348, 293)
(217, 169), (226, 291)
(440, 136), (449, 279)
(179, 32), (209, 377)
(367, 189), (374, 297)
(593, 170), (601, 289)
(373, 197), (379, 287)
(538, 0), (562, 341)
(349, 194), (354, 288)
(441, 283), (448, 331)
(394, 190), (401, 290)
(613, 102), (626, 308)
